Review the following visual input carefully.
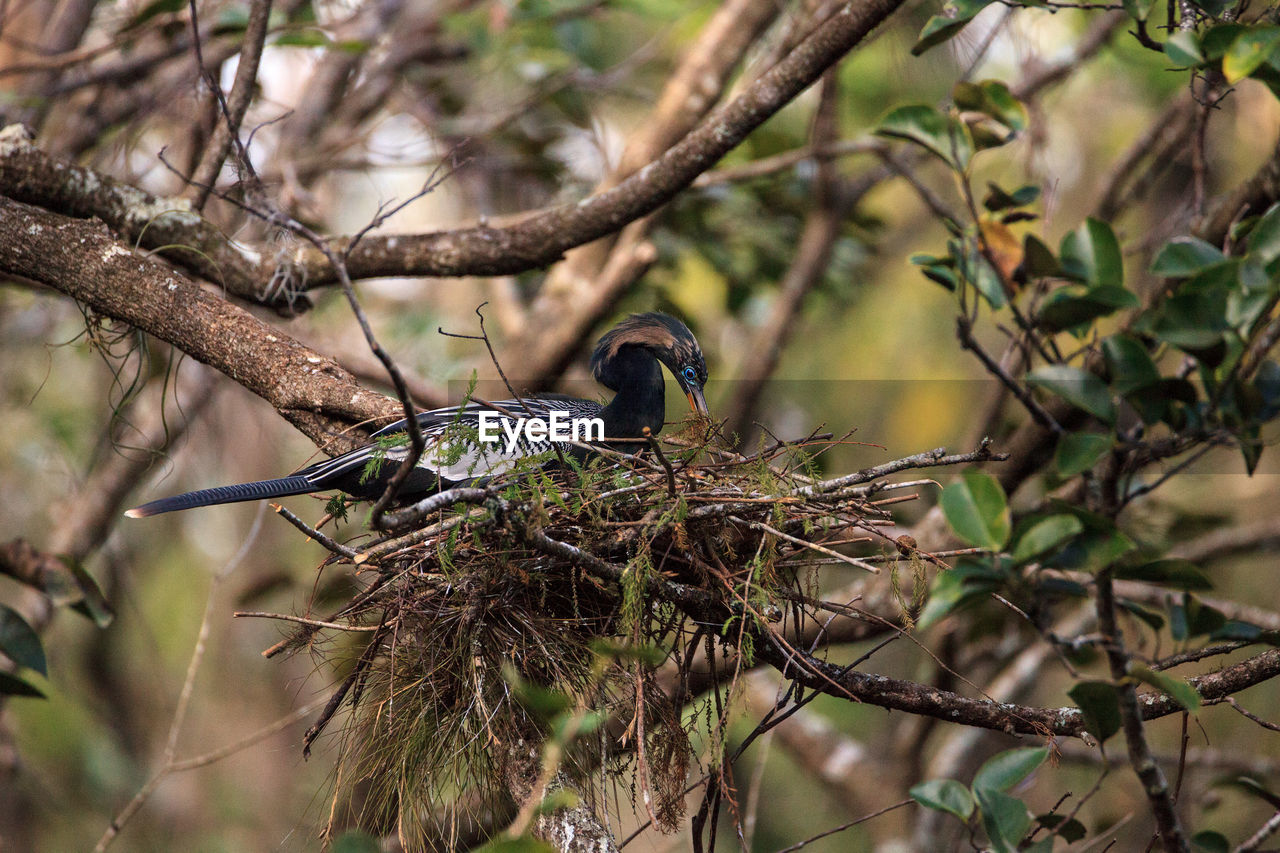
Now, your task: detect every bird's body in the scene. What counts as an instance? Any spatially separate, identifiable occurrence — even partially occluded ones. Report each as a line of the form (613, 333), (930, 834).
(126, 313), (708, 518)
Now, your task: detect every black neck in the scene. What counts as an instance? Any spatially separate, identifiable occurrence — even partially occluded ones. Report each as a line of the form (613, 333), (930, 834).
(597, 346), (666, 442)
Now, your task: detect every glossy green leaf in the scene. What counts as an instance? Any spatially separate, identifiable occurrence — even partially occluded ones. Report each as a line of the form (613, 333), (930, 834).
(876, 105), (973, 171)
(1026, 365), (1116, 423)
(1150, 291), (1228, 350)
(0, 604), (46, 676)
(963, 245), (1007, 309)
(1068, 681), (1122, 742)
(1223, 26), (1280, 83)
(0, 671), (44, 699)
(915, 561), (1004, 630)
(1037, 285), (1137, 332)
(1203, 23), (1246, 59)
(1129, 664), (1201, 712)
(912, 0), (996, 55)
(1150, 237), (1227, 277)
(1246, 202), (1280, 263)
(1012, 515), (1084, 563)
(1115, 558), (1212, 590)
(955, 80), (1028, 132)
(1102, 334), (1161, 395)
(1165, 30), (1205, 67)
(973, 747), (1049, 793)
(1053, 433), (1111, 478)
(910, 779), (975, 819)
(1060, 218), (1124, 288)
(940, 470), (1010, 550)
(976, 786), (1032, 849)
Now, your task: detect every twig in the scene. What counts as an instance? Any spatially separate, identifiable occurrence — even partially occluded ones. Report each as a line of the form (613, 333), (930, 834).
(187, 0), (273, 211)
(232, 611), (382, 632)
(643, 426), (677, 497)
(1094, 565), (1190, 853)
(772, 799), (913, 853)
(271, 503), (358, 559)
(1236, 808), (1280, 853)
(94, 506), (266, 852)
(731, 516), (879, 573)
(1224, 697), (1280, 733)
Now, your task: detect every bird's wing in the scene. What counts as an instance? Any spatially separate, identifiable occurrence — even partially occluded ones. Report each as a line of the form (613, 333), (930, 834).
(303, 397), (603, 489)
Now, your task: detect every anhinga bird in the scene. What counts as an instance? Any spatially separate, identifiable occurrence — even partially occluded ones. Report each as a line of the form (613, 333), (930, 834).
(126, 313), (709, 518)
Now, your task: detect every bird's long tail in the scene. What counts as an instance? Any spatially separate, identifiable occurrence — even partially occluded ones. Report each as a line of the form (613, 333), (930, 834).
(124, 475), (316, 518)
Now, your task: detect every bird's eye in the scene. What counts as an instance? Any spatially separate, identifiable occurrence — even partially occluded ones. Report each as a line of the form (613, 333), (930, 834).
(682, 366), (699, 384)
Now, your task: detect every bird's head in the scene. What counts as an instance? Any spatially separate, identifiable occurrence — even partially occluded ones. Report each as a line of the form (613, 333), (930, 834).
(591, 312), (709, 418)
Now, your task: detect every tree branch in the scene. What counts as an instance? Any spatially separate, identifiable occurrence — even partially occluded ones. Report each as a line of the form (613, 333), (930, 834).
(0, 196), (399, 448)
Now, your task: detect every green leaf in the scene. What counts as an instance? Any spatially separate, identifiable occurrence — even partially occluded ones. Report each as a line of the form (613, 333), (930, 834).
(1123, 0), (1155, 20)
(1026, 365), (1116, 423)
(1054, 432), (1112, 478)
(121, 0), (185, 31)
(1202, 23), (1246, 60)
(910, 779), (975, 819)
(67, 560), (114, 628)
(955, 80), (1028, 133)
(0, 671), (44, 699)
(1151, 291), (1228, 350)
(1036, 813), (1087, 843)
(1150, 237), (1227, 277)
(1012, 515), (1084, 563)
(983, 182), (1040, 212)
(1037, 285), (1138, 332)
(1102, 334), (1161, 395)
(963, 244), (1007, 309)
(975, 786), (1032, 850)
(273, 29), (332, 47)
(940, 470), (1010, 550)
(1223, 26), (1280, 83)
(1068, 681), (1122, 742)
(1115, 558), (1212, 590)
(915, 560), (1004, 630)
(973, 747), (1049, 793)
(876, 105), (972, 171)
(1190, 830), (1230, 853)
(1022, 234), (1060, 277)
(1060, 218), (1124, 288)
(1165, 30), (1205, 67)
(0, 604), (46, 676)
(1246, 202), (1280, 263)
(912, 0), (996, 55)
(1129, 664), (1201, 712)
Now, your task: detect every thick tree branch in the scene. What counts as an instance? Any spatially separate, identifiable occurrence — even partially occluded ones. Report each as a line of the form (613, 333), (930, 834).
(3, 0), (906, 301)
(0, 196), (399, 449)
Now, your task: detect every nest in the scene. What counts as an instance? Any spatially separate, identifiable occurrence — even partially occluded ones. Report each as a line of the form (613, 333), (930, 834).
(252, 424), (974, 849)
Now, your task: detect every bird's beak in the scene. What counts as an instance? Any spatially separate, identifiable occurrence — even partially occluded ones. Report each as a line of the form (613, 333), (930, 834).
(686, 385), (709, 419)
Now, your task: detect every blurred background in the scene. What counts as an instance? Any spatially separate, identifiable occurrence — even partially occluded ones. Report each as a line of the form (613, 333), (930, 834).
(3, 0), (1280, 849)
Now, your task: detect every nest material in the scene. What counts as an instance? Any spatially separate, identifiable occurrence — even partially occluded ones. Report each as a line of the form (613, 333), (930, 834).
(261, 426), (960, 849)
